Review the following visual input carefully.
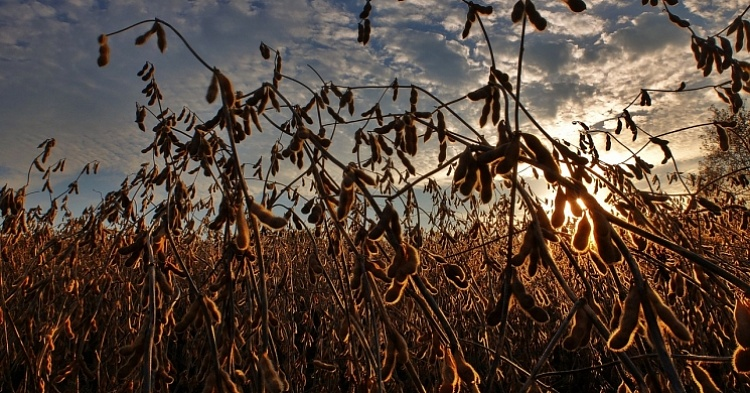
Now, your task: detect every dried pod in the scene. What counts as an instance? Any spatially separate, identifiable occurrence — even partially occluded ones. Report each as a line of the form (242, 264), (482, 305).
(384, 280), (407, 305)
(235, 208), (250, 251)
(97, 39), (110, 67)
(525, 0), (547, 31)
(155, 22), (167, 52)
(459, 167), (478, 196)
(337, 172), (356, 221)
(453, 350), (480, 386)
(551, 186), (567, 228)
(400, 243), (421, 277)
(511, 0), (525, 23)
(439, 351), (459, 393)
(735, 296), (750, 347)
(734, 347), (750, 373)
(352, 167), (376, 186)
(572, 214), (591, 252)
(478, 164), (493, 203)
(444, 263), (469, 290)
(588, 249), (608, 275)
(250, 200), (287, 230)
(467, 85), (491, 101)
(259, 352), (286, 393)
(527, 306), (550, 323)
(608, 286), (642, 352)
(390, 330), (410, 365)
(688, 364), (721, 393)
(646, 287), (692, 342)
(522, 132), (560, 182)
(216, 71), (236, 108)
(206, 74), (219, 104)
(715, 124), (729, 151)
(562, 0), (586, 12)
(260, 42), (271, 59)
(590, 210), (621, 264)
(697, 197), (722, 215)
(510, 275), (536, 311)
(382, 339), (397, 381)
(562, 307), (592, 351)
(453, 148), (473, 184)
(510, 228), (535, 266)
(461, 13), (473, 38)
(312, 360), (337, 372)
(494, 137), (520, 174)
(477, 142), (509, 164)
(155, 268), (173, 296)
(203, 296), (222, 324)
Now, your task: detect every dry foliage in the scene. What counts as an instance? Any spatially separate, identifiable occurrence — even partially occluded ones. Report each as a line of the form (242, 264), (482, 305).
(3, 1), (750, 392)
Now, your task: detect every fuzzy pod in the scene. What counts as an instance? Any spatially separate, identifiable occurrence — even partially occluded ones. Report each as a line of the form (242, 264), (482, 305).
(203, 296), (222, 325)
(444, 263), (469, 290)
(439, 351), (459, 393)
(259, 352), (286, 393)
(97, 37), (110, 67)
(494, 137), (520, 175)
(590, 210), (621, 264)
(588, 249), (608, 275)
(562, 307), (592, 351)
(551, 186), (567, 228)
(563, 0), (587, 12)
(478, 163), (494, 203)
(250, 200), (287, 230)
(688, 364), (721, 393)
(459, 166), (479, 196)
(511, 0), (525, 23)
(206, 74), (219, 104)
(572, 214), (592, 252)
(384, 280), (407, 305)
(527, 306), (550, 324)
(735, 297), (750, 347)
(734, 347), (750, 373)
(390, 330), (410, 365)
(453, 148), (473, 184)
(510, 229), (535, 266)
(477, 142), (509, 164)
(522, 132), (560, 182)
(467, 85), (491, 101)
(235, 208), (250, 251)
(608, 286), (642, 352)
(452, 350), (480, 385)
(646, 286), (692, 342)
(155, 22), (167, 53)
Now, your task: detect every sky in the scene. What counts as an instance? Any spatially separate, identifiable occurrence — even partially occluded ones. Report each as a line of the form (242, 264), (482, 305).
(0, 0), (746, 216)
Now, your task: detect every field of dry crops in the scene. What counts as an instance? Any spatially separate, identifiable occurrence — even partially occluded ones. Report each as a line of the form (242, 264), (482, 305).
(3, 180), (750, 392)
(4, 1), (750, 392)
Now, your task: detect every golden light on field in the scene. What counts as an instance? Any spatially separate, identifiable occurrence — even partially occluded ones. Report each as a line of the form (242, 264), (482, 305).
(2, 1), (750, 393)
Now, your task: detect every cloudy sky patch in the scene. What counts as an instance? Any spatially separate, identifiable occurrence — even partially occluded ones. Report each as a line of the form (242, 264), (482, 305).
(0, 0), (745, 213)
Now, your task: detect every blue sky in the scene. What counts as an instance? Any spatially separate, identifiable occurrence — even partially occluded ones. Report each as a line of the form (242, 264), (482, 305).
(0, 0), (745, 214)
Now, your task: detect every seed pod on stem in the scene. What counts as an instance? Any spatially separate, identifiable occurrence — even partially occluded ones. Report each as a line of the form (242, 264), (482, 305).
(646, 286), (692, 342)
(608, 286), (642, 352)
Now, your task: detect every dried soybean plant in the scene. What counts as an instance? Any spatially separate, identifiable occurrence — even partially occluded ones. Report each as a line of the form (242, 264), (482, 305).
(2, 0), (750, 392)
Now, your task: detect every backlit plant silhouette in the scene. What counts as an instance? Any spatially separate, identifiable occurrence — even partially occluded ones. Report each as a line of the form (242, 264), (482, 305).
(3, 1), (750, 392)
